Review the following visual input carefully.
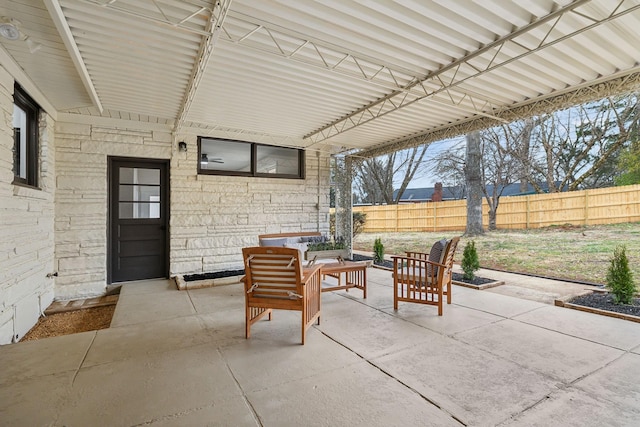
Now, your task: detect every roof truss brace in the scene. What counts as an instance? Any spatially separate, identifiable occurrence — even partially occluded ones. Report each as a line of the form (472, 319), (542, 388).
(306, 0), (639, 144)
(174, 0), (232, 134)
(219, 15), (420, 93)
(218, 13), (510, 126)
(180, 120), (299, 147)
(82, 0), (214, 36)
(354, 70), (640, 160)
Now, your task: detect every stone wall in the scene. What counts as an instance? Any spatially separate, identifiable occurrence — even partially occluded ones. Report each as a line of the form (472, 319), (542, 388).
(170, 136), (331, 275)
(54, 121), (172, 299)
(54, 124), (331, 295)
(0, 67), (56, 344)
(1, 59), (330, 344)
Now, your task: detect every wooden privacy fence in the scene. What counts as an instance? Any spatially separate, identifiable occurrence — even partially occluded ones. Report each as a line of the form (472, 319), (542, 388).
(353, 184), (640, 232)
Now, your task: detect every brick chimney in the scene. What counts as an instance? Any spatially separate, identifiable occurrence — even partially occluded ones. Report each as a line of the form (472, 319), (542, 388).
(431, 182), (443, 202)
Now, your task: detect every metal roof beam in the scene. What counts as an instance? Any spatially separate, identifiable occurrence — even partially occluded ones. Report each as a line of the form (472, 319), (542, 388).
(305, 0), (640, 144)
(173, 0), (232, 134)
(354, 70), (640, 160)
(219, 14), (420, 93)
(44, 0), (103, 113)
(81, 0), (212, 36)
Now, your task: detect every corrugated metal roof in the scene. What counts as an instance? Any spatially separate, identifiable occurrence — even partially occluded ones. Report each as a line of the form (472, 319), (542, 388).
(1, 0), (639, 156)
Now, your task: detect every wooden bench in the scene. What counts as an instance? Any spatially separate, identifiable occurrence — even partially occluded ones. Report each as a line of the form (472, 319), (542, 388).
(257, 231), (322, 240)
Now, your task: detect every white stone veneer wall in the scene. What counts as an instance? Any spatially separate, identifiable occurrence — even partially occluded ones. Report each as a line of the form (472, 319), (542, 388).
(0, 67), (56, 344)
(54, 121), (172, 299)
(1, 66), (330, 344)
(54, 125), (330, 294)
(170, 137), (331, 274)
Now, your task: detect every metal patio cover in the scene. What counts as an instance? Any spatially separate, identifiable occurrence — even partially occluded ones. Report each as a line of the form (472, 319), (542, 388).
(2, 0), (639, 158)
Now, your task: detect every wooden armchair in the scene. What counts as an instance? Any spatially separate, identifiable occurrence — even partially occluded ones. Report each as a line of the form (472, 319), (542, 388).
(242, 246), (322, 345)
(392, 237), (460, 316)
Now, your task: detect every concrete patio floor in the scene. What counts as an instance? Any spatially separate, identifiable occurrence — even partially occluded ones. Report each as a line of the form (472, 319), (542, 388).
(2, 268), (640, 426)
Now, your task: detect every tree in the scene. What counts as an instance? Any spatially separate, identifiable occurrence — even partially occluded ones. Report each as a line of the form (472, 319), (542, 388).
(479, 126), (521, 230)
(465, 131), (484, 235)
(514, 94), (639, 192)
(614, 92), (640, 185)
(615, 140), (640, 185)
(517, 118), (535, 193)
(606, 245), (636, 304)
(461, 240), (480, 281)
(434, 126), (523, 231)
(354, 146), (428, 204)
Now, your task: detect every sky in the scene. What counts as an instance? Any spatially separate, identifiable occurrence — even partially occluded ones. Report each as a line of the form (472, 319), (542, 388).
(406, 136), (465, 189)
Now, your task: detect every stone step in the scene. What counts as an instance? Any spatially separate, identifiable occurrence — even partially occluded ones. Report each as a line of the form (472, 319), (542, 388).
(44, 295), (119, 315)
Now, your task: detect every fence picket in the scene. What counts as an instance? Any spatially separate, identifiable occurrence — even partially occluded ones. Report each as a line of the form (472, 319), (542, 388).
(351, 185), (640, 232)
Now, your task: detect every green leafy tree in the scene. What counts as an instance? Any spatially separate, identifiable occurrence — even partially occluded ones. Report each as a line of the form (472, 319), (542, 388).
(329, 212), (366, 237)
(373, 238), (384, 264)
(520, 94), (639, 191)
(461, 240), (480, 281)
(353, 212), (367, 237)
(615, 139), (640, 185)
(606, 245), (636, 304)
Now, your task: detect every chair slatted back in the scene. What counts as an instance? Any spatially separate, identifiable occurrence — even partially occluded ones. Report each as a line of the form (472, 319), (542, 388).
(392, 236), (460, 316)
(243, 247), (303, 299)
(440, 237), (459, 282)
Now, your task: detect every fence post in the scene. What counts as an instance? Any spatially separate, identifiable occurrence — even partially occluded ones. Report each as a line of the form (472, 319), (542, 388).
(526, 196), (530, 230)
(395, 204), (399, 232)
(433, 203), (437, 232)
(584, 191), (589, 226)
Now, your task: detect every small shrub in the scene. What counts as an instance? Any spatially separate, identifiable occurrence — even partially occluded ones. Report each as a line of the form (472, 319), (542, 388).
(353, 212), (367, 237)
(606, 245), (636, 304)
(373, 237), (384, 264)
(461, 240), (480, 281)
(306, 236), (346, 251)
(329, 212), (367, 237)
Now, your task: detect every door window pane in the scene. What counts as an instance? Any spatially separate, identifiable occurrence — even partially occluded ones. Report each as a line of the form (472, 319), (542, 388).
(118, 167), (161, 219)
(119, 202), (160, 219)
(119, 168), (160, 185)
(119, 185), (160, 202)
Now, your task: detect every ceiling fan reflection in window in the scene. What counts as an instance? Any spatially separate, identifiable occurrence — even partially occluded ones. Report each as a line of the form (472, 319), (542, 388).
(200, 154), (224, 165)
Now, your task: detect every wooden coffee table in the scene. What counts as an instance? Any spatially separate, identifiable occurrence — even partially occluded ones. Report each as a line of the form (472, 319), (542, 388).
(318, 261), (367, 298)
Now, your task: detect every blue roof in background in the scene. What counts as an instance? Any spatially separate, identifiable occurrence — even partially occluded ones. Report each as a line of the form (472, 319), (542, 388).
(394, 183), (555, 202)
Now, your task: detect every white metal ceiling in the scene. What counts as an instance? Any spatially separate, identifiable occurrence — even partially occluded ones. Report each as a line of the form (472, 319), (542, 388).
(1, 0), (639, 157)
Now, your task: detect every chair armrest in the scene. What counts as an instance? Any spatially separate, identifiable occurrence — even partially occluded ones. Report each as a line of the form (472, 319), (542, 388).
(392, 255), (447, 269)
(404, 251), (431, 260)
(301, 265), (322, 285)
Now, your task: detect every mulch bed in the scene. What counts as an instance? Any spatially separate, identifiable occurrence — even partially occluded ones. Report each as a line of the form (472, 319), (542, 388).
(451, 272), (496, 286)
(352, 255), (496, 286)
(351, 254), (393, 268)
(184, 269), (245, 282)
(20, 305), (115, 342)
(568, 293), (640, 317)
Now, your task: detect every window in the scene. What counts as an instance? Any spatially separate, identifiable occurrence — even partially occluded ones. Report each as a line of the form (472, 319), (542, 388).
(118, 168), (161, 219)
(198, 137), (305, 179)
(13, 84), (39, 187)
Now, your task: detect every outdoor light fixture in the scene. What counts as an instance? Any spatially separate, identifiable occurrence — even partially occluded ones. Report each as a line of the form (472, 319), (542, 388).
(178, 141), (187, 152)
(0, 17), (20, 41)
(201, 153), (209, 165)
(0, 17), (42, 53)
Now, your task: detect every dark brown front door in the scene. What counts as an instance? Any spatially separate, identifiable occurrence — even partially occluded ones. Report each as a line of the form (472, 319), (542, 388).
(109, 158), (169, 283)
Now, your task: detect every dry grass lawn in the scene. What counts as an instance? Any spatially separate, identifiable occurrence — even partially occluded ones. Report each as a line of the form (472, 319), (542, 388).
(353, 222), (640, 285)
